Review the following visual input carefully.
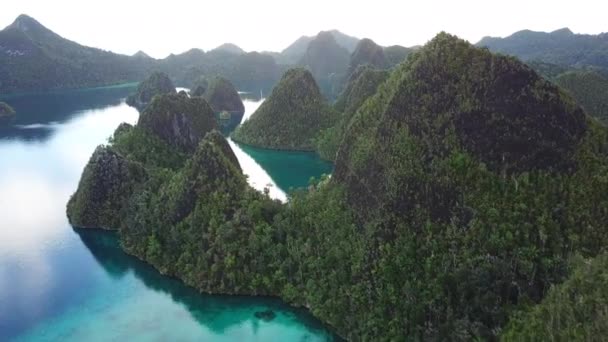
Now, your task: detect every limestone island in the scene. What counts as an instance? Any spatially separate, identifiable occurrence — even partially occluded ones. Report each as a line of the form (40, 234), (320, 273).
(231, 68), (339, 151)
(126, 72), (176, 111)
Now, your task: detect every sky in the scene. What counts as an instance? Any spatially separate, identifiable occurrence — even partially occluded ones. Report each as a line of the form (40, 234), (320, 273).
(0, 0), (606, 58)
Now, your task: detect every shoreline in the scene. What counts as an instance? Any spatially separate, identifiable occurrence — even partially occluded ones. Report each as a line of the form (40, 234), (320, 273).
(0, 82), (140, 99)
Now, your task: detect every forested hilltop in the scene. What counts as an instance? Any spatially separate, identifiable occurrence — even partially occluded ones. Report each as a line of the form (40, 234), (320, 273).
(68, 32), (608, 340)
(232, 68), (338, 150)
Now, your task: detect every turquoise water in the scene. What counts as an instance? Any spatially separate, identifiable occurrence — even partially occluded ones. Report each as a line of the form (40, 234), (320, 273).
(0, 87), (336, 341)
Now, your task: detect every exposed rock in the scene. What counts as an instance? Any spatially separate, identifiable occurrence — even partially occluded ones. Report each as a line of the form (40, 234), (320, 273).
(138, 93), (217, 153)
(66, 146), (147, 229)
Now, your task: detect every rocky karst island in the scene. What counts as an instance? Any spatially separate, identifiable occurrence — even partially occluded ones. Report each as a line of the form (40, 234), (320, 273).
(126, 72), (177, 111)
(232, 68), (338, 150)
(2, 6), (608, 341)
(67, 32), (608, 341)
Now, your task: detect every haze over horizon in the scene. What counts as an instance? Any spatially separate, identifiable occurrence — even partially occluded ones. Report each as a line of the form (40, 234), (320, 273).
(1, 0), (606, 58)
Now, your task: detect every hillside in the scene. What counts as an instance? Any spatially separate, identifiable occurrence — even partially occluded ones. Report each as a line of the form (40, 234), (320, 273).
(126, 72), (176, 110)
(202, 77), (244, 113)
(383, 45), (413, 67)
(315, 66), (389, 160)
(278, 30), (359, 65)
(346, 38), (388, 76)
(478, 28), (608, 69)
(232, 68), (338, 150)
(299, 31), (351, 99)
(555, 70), (608, 123)
(0, 14), (152, 93)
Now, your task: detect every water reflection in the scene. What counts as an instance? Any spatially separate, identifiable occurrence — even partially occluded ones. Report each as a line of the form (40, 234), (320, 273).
(0, 84), (137, 142)
(70, 229), (335, 340)
(0, 87), (336, 341)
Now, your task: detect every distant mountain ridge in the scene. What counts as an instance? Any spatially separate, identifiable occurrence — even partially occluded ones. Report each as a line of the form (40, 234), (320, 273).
(477, 27), (608, 68)
(0, 14), (153, 93)
(0, 14), (421, 95)
(277, 30), (360, 65)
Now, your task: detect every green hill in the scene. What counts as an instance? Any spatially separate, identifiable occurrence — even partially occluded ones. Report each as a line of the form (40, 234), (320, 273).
(555, 70), (608, 123)
(126, 72), (176, 110)
(347, 38), (388, 76)
(314, 66), (389, 161)
(232, 68), (338, 150)
(316, 32), (606, 339)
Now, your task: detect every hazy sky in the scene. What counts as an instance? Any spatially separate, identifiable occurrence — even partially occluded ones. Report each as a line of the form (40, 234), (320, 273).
(1, 0), (606, 58)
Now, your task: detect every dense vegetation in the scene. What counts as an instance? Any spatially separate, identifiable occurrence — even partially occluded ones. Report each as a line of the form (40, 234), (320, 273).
(478, 28), (608, 70)
(232, 68), (338, 150)
(201, 77), (244, 113)
(315, 66), (389, 160)
(0, 101), (16, 117)
(126, 72), (176, 110)
(322, 33), (608, 339)
(503, 253), (608, 341)
(68, 31), (608, 341)
(555, 70), (608, 123)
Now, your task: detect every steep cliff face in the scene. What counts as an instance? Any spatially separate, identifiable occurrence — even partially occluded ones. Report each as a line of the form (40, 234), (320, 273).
(66, 146), (147, 229)
(232, 68), (338, 151)
(126, 72), (176, 110)
(138, 93), (217, 153)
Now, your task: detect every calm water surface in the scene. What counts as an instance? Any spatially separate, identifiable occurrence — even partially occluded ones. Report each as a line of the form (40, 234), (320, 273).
(0, 86), (334, 341)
